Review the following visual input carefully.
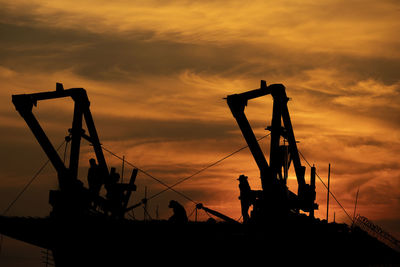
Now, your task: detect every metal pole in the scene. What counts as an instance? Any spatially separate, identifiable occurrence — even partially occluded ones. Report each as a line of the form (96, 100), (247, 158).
(121, 155), (125, 184)
(144, 186), (147, 221)
(310, 165), (316, 218)
(326, 163), (331, 222)
(352, 187), (360, 226)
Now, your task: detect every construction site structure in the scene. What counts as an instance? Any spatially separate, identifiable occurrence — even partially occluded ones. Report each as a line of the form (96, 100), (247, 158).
(11, 83), (138, 219)
(0, 81), (398, 266)
(226, 80), (318, 222)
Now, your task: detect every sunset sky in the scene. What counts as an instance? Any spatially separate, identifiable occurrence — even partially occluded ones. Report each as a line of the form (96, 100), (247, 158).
(1, 0), (400, 265)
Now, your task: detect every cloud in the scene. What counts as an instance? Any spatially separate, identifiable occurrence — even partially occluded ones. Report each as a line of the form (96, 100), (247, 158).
(101, 117), (235, 141)
(2, 0), (399, 85)
(1, 0), (400, 252)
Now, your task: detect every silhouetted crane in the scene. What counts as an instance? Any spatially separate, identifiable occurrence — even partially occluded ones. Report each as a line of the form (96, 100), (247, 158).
(226, 80), (318, 221)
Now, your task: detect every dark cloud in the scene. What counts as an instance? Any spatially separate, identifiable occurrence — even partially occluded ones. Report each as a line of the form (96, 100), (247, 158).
(330, 135), (388, 148)
(1, 0), (400, 88)
(0, 134), (49, 176)
(5, 106), (237, 142)
(2, 5), (400, 94)
(334, 161), (398, 177)
(338, 55), (400, 85)
(98, 116), (233, 142)
(0, 19), (247, 81)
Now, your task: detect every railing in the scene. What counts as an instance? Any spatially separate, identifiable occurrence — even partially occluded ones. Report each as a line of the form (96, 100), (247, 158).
(41, 249), (55, 267)
(354, 214), (400, 253)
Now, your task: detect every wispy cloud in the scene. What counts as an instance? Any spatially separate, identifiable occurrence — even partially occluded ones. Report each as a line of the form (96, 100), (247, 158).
(0, 0), (399, 249)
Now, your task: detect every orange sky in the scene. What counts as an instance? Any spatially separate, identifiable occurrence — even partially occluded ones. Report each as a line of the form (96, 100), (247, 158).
(1, 0), (400, 265)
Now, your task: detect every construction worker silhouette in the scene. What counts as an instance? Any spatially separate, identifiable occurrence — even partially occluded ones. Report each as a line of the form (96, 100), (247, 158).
(87, 158), (101, 196)
(168, 200), (188, 223)
(238, 174), (252, 223)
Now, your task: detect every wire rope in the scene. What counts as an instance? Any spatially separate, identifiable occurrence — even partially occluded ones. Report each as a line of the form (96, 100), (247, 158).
(298, 150), (353, 222)
(0, 139), (66, 257)
(101, 133), (271, 208)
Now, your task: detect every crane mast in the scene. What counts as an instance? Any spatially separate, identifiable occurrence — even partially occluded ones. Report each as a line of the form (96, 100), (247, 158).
(12, 83), (137, 218)
(227, 80), (318, 221)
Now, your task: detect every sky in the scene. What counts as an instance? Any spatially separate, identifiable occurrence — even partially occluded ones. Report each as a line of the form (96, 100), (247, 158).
(1, 0), (400, 265)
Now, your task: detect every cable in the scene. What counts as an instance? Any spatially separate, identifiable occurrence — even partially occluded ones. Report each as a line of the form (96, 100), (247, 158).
(101, 146), (197, 204)
(63, 138), (70, 164)
(2, 140), (66, 215)
(102, 133), (271, 207)
(298, 150), (353, 222)
(2, 161), (50, 216)
(0, 139), (66, 257)
(149, 133), (271, 201)
(143, 205), (153, 221)
(101, 134), (353, 224)
(187, 206), (198, 219)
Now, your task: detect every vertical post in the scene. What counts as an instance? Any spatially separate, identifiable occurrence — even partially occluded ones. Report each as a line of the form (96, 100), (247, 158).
(156, 205), (159, 220)
(281, 102), (306, 189)
(69, 101), (83, 180)
(269, 92), (282, 181)
(283, 139), (289, 185)
(310, 165), (316, 218)
(121, 155), (125, 184)
(352, 187), (360, 227)
(83, 107), (108, 176)
(326, 163), (331, 222)
(122, 168), (138, 210)
(144, 186), (147, 221)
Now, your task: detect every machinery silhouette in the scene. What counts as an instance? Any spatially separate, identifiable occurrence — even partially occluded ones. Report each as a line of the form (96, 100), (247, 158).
(226, 81), (318, 221)
(0, 81), (398, 266)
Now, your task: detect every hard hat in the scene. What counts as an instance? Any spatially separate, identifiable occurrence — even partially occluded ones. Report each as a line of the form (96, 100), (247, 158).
(168, 200), (176, 208)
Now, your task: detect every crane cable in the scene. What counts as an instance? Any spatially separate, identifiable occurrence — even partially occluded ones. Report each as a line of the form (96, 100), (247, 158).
(101, 146), (197, 205)
(298, 150), (353, 222)
(106, 133), (353, 223)
(148, 133), (271, 201)
(2, 139), (67, 215)
(101, 133), (271, 209)
(0, 139), (67, 257)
